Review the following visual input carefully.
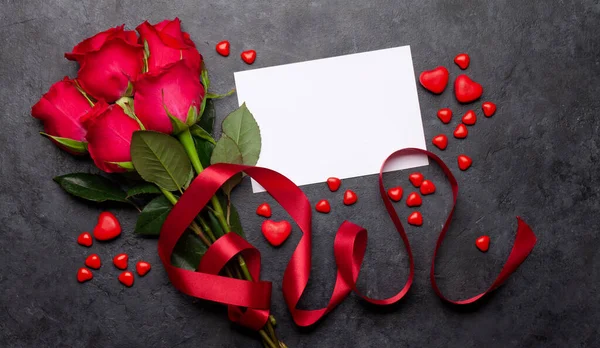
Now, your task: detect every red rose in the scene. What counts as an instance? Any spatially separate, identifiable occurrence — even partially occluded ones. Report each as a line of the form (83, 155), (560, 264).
(134, 60), (204, 134)
(136, 18), (201, 74)
(76, 37), (144, 103)
(82, 101), (141, 173)
(65, 25), (138, 63)
(31, 77), (92, 154)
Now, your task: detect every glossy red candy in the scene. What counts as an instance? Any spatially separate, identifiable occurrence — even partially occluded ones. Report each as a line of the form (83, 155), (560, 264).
(387, 187), (403, 202)
(453, 123), (468, 139)
(419, 66), (449, 94)
(461, 110), (477, 125)
(343, 190), (358, 205)
(256, 203), (272, 218)
(113, 253), (128, 270)
(77, 232), (93, 247)
(407, 212), (423, 226)
(406, 192), (422, 207)
(432, 134), (448, 150)
(77, 267), (93, 283)
(241, 50), (256, 64)
(85, 254), (101, 269)
(118, 271), (134, 287)
(476, 236), (490, 252)
(454, 53), (470, 70)
(93, 212), (121, 241)
(136, 261), (151, 276)
(326, 177), (342, 192)
(457, 155), (473, 171)
(315, 199), (331, 214)
(409, 172), (424, 187)
(261, 220), (292, 247)
(216, 40), (230, 57)
(420, 180), (436, 195)
(482, 102), (497, 117)
(437, 108), (452, 124)
(454, 74), (483, 103)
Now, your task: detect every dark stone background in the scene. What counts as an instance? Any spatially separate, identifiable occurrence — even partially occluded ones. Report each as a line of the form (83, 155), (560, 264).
(1, 0), (599, 347)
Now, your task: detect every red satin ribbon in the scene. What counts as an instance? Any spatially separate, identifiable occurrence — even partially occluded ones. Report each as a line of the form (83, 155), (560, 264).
(158, 148), (537, 329)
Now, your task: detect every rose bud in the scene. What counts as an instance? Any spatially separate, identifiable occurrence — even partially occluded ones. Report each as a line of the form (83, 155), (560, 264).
(82, 100), (141, 173)
(65, 24), (138, 63)
(134, 60), (205, 134)
(136, 18), (202, 74)
(31, 77), (92, 155)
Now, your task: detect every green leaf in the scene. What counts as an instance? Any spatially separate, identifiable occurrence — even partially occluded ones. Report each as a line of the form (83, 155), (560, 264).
(197, 99), (215, 133)
(134, 196), (172, 235)
(41, 133), (87, 154)
(210, 136), (243, 194)
(190, 125), (216, 145)
(130, 130), (194, 192)
(126, 183), (161, 198)
(108, 161), (134, 170)
(171, 230), (208, 270)
(221, 103), (261, 166)
(53, 173), (128, 203)
(194, 138), (215, 169)
(206, 88), (236, 100)
(217, 194), (246, 239)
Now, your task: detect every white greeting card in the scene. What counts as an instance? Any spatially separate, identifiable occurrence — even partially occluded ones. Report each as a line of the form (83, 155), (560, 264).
(233, 45), (428, 193)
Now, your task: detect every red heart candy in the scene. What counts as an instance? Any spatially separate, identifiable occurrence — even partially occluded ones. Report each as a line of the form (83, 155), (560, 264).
(409, 172), (424, 187)
(118, 271), (134, 287)
(77, 232), (93, 247)
(406, 192), (422, 207)
(315, 199), (331, 213)
(419, 66), (449, 94)
(437, 108), (452, 124)
(407, 211), (423, 226)
(420, 180), (436, 195)
(326, 177), (341, 192)
(85, 254), (101, 269)
(461, 110), (477, 125)
(241, 50), (256, 64)
(93, 212), (121, 241)
(77, 267), (93, 283)
(113, 253), (128, 270)
(458, 154), (473, 171)
(261, 220), (292, 247)
(387, 187), (403, 202)
(454, 53), (470, 70)
(256, 203), (272, 218)
(453, 123), (468, 139)
(482, 101), (496, 117)
(454, 74), (483, 103)
(136, 261), (151, 276)
(215, 40), (230, 57)
(343, 190), (358, 205)
(475, 235), (490, 252)
(432, 134), (448, 150)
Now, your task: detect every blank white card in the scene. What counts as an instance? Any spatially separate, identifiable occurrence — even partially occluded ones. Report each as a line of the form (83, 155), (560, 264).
(234, 45), (428, 193)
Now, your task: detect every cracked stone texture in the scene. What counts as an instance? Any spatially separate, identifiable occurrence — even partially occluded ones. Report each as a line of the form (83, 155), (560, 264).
(1, 0), (600, 347)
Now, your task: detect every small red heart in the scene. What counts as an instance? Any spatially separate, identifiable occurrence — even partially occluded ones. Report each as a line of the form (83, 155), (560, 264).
(419, 66), (449, 94)
(136, 261), (151, 276)
(343, 190), (358, 205)
(432, 134), (448, 150)
(77, 267), (93, 283)
(118, 271), (134, 287)
(113, 253), (128, 270)
(261, 220), (292, 247)
(454, 74), (483, 103)
(482, 102), (496, 117)
(406, 192), (422, 207)
(77, 232), (93, 247)
(387, 187), (403, 202)
(409, 172), (424, 187)
(241, 50), (256, 64)
(407, 212), (423, 226)
(437, 108), (452, 124)
(256, 203), (272, 218)
(454, 53), (470, 70)
(315, 199), (331, 213)
(457, 154), (473, 171)
(85, 254), (101, 269)
(326, 177), (342, 192)
(215, 40), (230, 57)
(420, 180), (436, 195)
(93, 211), (121, 241)
(453, 123), (468, 139)
(461, 110), (477, 125)
(475, 235), (490, 252)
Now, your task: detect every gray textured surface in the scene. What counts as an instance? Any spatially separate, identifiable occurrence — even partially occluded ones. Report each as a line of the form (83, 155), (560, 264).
(1, 0), (599, 347)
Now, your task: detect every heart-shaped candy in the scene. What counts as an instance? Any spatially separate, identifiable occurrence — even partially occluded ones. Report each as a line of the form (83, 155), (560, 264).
(216, 40), (230, 57)
(113, 253), (128, 270)
(475, 235), (490, 252)
(93, 212), (121, 241)
(409, 172), (424, 187)
(136, 261), (151, 276)
(437, 108), (452, 124)
(85, 254), (101, 269)
(315, 199), (331, 213)
(482, 102), (496, 117)
(241, 50), (256, 64)
(387, 187), (403, 202)
(432, 134), (448, 150)
(77, 267), (93, 283)
(454, 53), (470, 70)
(462, 110), (477, 125)
(457, 155), (472, 171)
(407, 212), (423, 226)
(256, 203), (272, 218)
(453, 123), (468, 139)
(327, 177), (342, 192)
(420, 180), (436, 195)
(77, 232), (93, 247)
(343, 190), (358, 205)
(118, 271), (134, 287)
(406, 192), (422, 207)
(454, 74), (483, 103)
(419, 66), (449, 94)
(261, 220), (292, 247)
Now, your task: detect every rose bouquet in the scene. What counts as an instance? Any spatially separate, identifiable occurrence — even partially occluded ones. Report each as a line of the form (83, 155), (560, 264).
(32, 19), (285, 348)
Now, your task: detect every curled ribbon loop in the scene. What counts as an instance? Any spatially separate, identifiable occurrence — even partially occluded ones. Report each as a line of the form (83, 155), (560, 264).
(158, 148), (537, 330)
